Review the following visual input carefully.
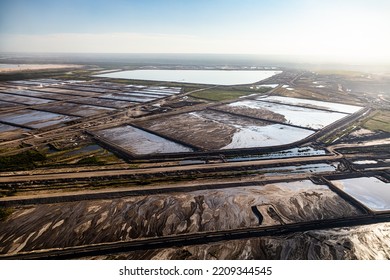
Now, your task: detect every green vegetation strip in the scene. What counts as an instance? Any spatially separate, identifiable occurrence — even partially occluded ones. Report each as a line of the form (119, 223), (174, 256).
(0, 207), (13, 221)
(0, 150), (46, 171)
(363, 110), (390, 133)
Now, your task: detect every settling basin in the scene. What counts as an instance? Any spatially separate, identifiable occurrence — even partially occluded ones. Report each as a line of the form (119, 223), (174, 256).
(95, 70), (282, 85)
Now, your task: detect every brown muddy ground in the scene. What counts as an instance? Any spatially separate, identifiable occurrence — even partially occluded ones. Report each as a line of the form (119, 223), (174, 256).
(37, 102), (114, 117)
(40, 87), (108, 97)
(216, 104), (287, 123)
(93, 223), (390, 260)
(0, 180), (361, 255)
(0, 100), (22, 110)
(137, 110), (270, 150)
(0, 125), (28, 141)
(0, 89), (75, 101)
(71, 97), (133, 109)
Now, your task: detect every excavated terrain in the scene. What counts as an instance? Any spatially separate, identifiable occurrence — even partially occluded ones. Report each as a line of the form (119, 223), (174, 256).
(0, 180), (362, 255)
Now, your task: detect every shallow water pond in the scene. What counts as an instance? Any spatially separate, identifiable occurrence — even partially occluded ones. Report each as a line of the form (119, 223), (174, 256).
(95, 70), (282, 85)
(0, 109), (78, 129)
(96, 125), (193, 155)
(228, 100), (347, 130)
(257, 96), (362, 114)
(331, 177), (390, 212)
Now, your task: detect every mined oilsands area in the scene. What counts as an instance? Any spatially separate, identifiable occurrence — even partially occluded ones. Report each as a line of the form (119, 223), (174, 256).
(90, 222), (390, 260)
(0, 65), (390, 260)
(0, 180), (362, 255)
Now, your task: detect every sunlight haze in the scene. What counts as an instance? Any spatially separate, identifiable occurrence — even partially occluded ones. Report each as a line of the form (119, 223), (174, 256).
(0, 0), (389, 64)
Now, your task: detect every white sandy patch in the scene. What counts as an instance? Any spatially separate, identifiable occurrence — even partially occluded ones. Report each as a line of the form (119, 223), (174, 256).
(9, 232), (35, 254)
(34, 222), (53, 240)
(52, 220), (65, 229)
(350, 128), (375, 137)
(353, 160), (378, 165)
(250, 84), (278, 89)
(97, 211), (109, 225)
(74, 221), (92, 235)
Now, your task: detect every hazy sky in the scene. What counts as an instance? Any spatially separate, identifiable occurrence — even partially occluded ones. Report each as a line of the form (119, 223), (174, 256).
(0, 0), (389, 63)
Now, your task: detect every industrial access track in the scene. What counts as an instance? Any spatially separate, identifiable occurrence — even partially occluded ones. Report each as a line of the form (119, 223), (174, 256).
(0, 153), (341, 184)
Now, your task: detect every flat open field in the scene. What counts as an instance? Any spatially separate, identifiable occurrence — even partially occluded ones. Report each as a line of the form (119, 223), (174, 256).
(363, 110), (390, 133)
(0, 64), (82, 73)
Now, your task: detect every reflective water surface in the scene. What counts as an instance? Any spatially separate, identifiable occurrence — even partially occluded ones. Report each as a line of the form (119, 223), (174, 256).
(331, 177), (390, 211)
(96, 70), (282, 85)
(96, 125), (193, 155)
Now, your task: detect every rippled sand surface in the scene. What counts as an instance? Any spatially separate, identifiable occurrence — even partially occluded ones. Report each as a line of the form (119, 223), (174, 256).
(0, 181), (362, 255)
(91, 223), (390, 260)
